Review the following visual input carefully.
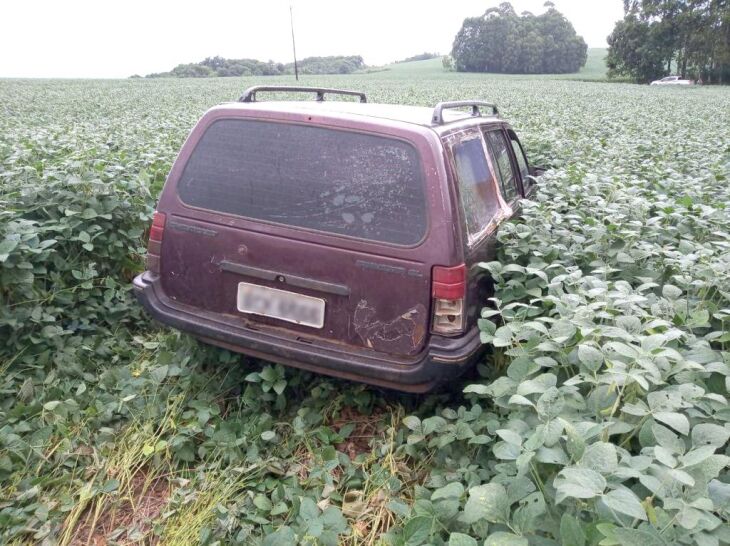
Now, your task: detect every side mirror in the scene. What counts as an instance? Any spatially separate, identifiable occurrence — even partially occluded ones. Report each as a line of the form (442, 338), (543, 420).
(530, 166), (547, 177)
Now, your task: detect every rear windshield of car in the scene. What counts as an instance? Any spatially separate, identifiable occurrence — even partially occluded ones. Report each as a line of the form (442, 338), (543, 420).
(177, 119), (427, 245)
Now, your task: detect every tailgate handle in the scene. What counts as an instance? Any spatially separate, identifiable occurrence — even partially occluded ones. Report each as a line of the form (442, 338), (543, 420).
(219, 260), (350, 297)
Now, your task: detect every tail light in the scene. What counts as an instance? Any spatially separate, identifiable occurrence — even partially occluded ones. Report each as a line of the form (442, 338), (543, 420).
(146, 211), (166, 274)
(432, 264), (466, 335)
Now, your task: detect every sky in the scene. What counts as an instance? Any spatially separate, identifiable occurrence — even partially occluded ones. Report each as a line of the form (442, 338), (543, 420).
(0, 0), (624, 78)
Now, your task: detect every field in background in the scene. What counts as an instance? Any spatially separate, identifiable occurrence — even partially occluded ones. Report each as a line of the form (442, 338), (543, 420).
(1, 63), (729, 545)
(377, 48), (608, 80)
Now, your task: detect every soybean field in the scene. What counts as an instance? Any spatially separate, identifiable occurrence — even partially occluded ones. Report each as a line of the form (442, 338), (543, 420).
(1, 63), (729, 545)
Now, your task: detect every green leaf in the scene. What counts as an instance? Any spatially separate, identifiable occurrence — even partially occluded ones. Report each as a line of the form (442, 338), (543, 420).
(580, 442), (617, 474)
(448, 532), (478, 546)
(603, 489), (647, 520)
(654, 445), (677, 467)
(434, 497), (461, 520)
(493, 441), (521, 460)
(691, 455), (730, 482)
(549, 320), (576, 343)
(270, 501), (289, 516)
(691, 423), (730, 448)
(432, 482), (464, 501)
(563, 421), (585, 461)
(296, 498), (318, 525)
(423, 416), (447, 435)
(478, 318), (497, 335)
(606, 341), (639, 359)
(321, 506), (347, 532)
(253, 494), (273, 511)
(507, 357), (539, 381)
(507, 477), (536, 504)
(651, 423), (684, 453)
(680, 445), (716, 467)
(463, 383), (490, 395)
(260, 366), (278, 383)
(577, 344), (603, 372)
(263, 526), (296, 546)
(653, 412), (689, 435)
(662, 285), (682, 300)
(43, 400), (61, 411)
(493, 326), (513, 347)
(150, 365), (168, 383)
(100, 479), (119, 493)
(387, 500), (410, 517)
(560, 513), (586, 546)
(496, 429), (523, 446)
(517, 373), (557, 396)
(403, 516), (432, 546)
(509, 394), (535, 407)
(536, 387), (564, 419)
(0, 238), (18, 262)
(611, 527), (667, 546)
(461, 483), (509, 524)
(555, 467), (606, 502)
(403, 416), (421, 431)
(484, 532), (528, 546)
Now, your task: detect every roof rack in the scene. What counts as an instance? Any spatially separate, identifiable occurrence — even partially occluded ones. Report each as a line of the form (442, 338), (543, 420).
(239, 86), (367, 103)
(432, 100), (499, 125)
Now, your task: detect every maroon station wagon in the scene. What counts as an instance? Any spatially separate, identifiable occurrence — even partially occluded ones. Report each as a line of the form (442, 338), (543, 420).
(133, 86), (540, 392)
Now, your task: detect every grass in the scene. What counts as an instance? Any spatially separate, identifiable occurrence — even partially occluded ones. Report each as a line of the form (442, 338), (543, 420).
(376, 47), (608, 80)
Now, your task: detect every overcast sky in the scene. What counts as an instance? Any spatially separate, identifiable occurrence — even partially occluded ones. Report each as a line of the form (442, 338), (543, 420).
(0, 0), (624, 78)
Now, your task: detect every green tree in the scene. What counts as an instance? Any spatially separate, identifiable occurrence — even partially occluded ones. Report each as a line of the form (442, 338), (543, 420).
(145, 55), (365, 79)
(607, 16), (667, 82)
(171, 63), (215, 78)
(451, 2), (587, 74)
(609, 0), (730, 83)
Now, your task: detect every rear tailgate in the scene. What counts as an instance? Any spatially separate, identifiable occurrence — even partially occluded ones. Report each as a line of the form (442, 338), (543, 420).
(160, 218), (430, 355)
(156, 108), (455, 357)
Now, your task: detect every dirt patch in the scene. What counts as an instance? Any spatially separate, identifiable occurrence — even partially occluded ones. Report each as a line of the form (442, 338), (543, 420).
(69, 472), (169, 546)
(331, 406), (386, 460)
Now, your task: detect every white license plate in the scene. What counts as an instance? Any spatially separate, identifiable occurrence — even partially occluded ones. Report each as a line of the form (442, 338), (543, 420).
(236, 282), (325, 328)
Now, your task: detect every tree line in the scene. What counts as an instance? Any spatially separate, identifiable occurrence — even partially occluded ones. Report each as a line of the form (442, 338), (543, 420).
(395, 53), (440, 63)
(607, 0), (730, 83)
(143, 55), (365, 78)
(451, 2), (588, 74)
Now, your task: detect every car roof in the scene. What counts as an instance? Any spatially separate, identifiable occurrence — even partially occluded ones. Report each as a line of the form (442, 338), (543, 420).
(217, 100), (504, 131)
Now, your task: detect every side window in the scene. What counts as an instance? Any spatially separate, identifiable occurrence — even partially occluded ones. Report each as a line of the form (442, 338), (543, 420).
(508, 131), (530, 183)
(484, 130), (520, 202)
(451, 137), (506, 242)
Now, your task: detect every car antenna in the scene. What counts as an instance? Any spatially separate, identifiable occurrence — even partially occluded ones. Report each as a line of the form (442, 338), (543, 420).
(290, 4), (299, 81)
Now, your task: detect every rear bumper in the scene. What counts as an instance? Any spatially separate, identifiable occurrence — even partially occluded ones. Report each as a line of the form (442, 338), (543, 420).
(133, 272), (483, 392)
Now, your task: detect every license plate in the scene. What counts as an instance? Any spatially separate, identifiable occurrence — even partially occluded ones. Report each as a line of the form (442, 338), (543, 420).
(236, 282), (325, 328)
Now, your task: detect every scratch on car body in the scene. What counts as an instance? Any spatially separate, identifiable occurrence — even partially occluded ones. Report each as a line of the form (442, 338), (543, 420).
(353, 300), (427, 355)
